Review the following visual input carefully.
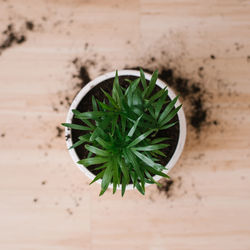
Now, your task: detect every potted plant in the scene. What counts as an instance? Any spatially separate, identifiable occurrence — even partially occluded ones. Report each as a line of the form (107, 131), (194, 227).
(62, 69), (186, 196)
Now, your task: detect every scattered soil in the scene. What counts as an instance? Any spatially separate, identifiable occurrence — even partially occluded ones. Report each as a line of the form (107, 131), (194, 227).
(247, 56), (250, 63)
(190, 97), (207, 129)
(64, 96), (71, 106)
(0, 21), (34, 54)
(1, 133), (5, 137)
(72, 58), (91, 88)
(0, 24), (26, 50)
(25, 21), (34, 31)
(157, 176), (183, 197)
(157, 179), (174, 197)
(213, 120), (218, 125)
(66, 208), (73, 215)
(198, 67), (204, 78)
(52, 106), (59, 112)
(56, 126), (63, 138)
(234, 42), (244, 51)
(210, 54), (216, 60)
(65, 134), (71, 141)
(71, 75), (179, 177)
(41, 180), (47, 185)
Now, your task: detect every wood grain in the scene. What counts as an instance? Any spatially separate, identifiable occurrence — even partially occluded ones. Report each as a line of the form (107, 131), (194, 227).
(0, 0), (250, 249)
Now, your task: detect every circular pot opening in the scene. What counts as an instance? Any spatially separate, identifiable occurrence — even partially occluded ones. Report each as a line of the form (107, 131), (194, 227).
(65, 70), (186, 190)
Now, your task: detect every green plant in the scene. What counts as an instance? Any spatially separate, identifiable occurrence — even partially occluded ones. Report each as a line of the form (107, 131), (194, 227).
(62, 69), (181, 196)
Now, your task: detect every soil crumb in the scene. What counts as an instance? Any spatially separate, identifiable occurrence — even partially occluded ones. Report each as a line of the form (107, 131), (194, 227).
(56, 126), (64, 138)
(52, 106), (59, 112)
(41, 180), (47, 185)
(25, 21), (34, 31)
(33, 198), (38, 203)
(66, 208), (73, 215)
(157, 179), (174, 198)
(213, 120), (218, 125)
(64, 96), (71, 106)
(72, 58), (91, 88)
(1, 133), (5, 137)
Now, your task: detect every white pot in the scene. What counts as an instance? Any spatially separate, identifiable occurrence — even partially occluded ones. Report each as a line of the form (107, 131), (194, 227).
(65, 70), (186, 190)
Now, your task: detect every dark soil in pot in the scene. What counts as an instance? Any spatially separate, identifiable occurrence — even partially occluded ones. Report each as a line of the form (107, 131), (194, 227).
(71, 75), (180, 176)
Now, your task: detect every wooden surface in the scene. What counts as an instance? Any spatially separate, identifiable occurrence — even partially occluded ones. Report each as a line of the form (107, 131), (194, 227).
(0, 0), (250, 249)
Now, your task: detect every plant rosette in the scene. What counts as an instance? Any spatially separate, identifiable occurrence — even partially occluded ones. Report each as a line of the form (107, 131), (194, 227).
(63, 69), (186, 196)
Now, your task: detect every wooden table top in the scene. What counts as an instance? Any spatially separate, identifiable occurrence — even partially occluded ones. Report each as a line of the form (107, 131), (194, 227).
(0, 0), (250, 249)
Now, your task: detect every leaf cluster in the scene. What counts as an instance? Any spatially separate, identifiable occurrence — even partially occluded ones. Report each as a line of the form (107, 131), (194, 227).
(62, 69), (181, 196)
